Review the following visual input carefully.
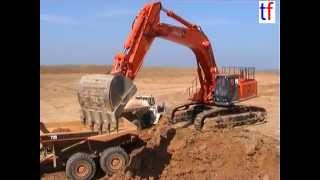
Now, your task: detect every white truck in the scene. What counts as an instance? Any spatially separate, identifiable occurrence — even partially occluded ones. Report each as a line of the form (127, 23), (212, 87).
(122, 95), (166, 130)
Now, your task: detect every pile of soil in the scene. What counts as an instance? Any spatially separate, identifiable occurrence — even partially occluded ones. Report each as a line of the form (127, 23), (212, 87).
(108, 117), (279, 180)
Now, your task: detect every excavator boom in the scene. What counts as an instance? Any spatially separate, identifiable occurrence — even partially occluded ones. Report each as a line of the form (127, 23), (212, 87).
(111, 2), (217, 102)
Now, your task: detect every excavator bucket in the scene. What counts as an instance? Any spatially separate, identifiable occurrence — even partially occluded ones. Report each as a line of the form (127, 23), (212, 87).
(77, 74), (137, 132)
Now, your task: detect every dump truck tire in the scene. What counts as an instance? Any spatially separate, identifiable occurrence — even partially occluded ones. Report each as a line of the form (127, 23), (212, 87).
(66, 152), (96, 180)
(141, 110), (154, 127)
(99, 146), (129, 175)
(132, 119), (142, 130)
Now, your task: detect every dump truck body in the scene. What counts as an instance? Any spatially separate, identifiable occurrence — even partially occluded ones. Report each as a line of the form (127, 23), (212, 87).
(40, 118), (138, 164)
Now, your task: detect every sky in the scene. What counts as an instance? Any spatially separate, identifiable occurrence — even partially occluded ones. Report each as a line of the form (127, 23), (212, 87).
(40, 0), (280, 70)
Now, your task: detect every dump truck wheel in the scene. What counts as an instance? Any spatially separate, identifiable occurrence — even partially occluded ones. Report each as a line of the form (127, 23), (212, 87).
(66, 152), (96, 180)
(132, 119), (142, 130)
(99, 146), (129, 175)
(141, 110), (154, 127)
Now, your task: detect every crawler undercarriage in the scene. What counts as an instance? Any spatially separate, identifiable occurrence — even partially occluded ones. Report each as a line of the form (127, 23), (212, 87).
(170, 103), (267, 130)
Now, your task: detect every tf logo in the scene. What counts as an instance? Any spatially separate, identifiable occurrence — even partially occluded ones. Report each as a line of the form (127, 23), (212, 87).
(259, 0), (276, 24)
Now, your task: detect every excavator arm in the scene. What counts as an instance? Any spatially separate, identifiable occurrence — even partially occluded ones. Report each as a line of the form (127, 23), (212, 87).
(111, 2), (218, 103)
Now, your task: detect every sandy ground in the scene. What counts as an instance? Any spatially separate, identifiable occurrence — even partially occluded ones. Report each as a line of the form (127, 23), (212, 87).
(40, 66), (279, 179)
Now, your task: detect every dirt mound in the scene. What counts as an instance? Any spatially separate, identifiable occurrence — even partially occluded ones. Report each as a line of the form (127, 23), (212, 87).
(108, 117), (279, 180)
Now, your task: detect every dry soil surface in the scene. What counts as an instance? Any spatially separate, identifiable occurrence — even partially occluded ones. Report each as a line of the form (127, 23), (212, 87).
(40, 66), (279, 180)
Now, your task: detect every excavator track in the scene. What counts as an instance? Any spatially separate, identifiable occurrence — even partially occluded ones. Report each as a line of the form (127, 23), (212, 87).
(193, 106), (225, 130)
(171, 105), (267, 131)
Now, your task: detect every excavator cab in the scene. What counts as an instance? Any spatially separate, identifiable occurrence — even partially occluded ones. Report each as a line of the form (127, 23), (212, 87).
(214, 74), (239, 106)
(214, 67), (257, 106)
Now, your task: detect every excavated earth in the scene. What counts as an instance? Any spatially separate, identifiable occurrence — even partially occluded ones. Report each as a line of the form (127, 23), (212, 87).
(40, 66), (279, 180)
(106, 117), (279, 180)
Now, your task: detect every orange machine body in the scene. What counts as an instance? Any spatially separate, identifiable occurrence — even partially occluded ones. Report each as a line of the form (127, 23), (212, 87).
(237, 67), (258, 101)
(110, 2), (257, 105)
(239, 79), (257, 101)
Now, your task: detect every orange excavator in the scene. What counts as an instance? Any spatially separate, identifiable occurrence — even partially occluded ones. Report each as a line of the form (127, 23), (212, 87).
(77, 2), (266, 131)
